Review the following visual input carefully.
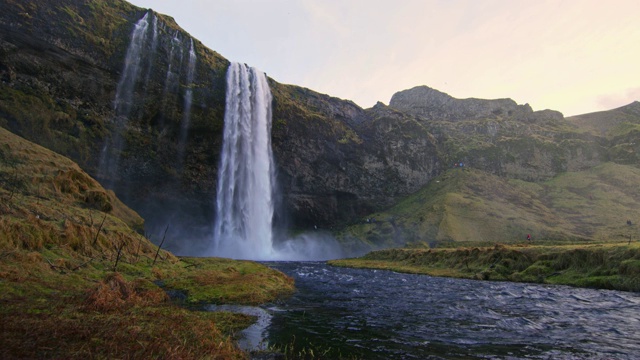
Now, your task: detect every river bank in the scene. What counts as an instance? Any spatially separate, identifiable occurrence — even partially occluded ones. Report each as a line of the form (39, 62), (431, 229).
(0, 126), (295, 358)
(329, 242), (640, 292)
(0, 247), (294, 359)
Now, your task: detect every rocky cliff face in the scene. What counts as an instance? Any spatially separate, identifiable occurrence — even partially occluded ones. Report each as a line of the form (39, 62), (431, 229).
(0, 0), (232, 251)
(387, 86), (606, 182)
(270, 85), (440, 229)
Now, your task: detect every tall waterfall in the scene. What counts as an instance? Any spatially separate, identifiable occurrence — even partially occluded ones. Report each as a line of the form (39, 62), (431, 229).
(143, 14), (158, 88)
(212, 63), (276, 260)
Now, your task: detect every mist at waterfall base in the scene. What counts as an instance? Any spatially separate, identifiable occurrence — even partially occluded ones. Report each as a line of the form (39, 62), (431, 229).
(205, 62), (346, 261)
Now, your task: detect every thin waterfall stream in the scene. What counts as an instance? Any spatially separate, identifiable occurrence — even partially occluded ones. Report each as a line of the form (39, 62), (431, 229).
(178, 38), (197, 165)
(99, 11), (151, 184)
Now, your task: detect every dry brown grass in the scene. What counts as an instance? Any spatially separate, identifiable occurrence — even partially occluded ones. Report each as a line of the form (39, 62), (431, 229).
(84, 272), (168, 312)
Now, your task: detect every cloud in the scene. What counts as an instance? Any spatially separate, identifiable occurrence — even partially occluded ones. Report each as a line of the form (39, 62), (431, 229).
(597, 87), (640, 110)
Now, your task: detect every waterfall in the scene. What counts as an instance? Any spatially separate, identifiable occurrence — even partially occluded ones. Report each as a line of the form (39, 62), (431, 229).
(163, 30), (183, 96)
(177, 38), (197, 165)
(212, 63), (276, 260)
(113, 12), (150, 117)
(99, 11), (151, 185)
(143, 14), (158, 88)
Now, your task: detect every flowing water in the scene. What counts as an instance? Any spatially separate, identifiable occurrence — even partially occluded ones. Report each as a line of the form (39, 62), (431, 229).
(178, 38), (197, 165)
(243, 262), (640, 359)
(113, 12), (150, 117)
(99, 11), (151, 185)
(210, 63), (349, 261)
(184, 38), (197, 114)
(164, 30), (184, 94)
(142, 14), (158, 89)
(212, 63), (276, 260)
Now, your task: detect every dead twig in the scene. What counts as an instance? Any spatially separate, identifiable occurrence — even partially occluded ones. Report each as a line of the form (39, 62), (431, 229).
(152, 225), (169, 267)
(135, 232), (145, 263)
(113, 241), (125, 272)
(71, 257), (94, 271)
(92, 212), (107, 246)
(44, 258), (65, 274)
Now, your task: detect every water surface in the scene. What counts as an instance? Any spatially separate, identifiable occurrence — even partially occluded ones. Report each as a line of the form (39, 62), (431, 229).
(262, 261), (640, 359)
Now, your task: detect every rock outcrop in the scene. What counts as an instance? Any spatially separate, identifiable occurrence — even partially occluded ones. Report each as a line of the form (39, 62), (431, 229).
(270, 85), (439, 229)
(389, 86), (534, 121)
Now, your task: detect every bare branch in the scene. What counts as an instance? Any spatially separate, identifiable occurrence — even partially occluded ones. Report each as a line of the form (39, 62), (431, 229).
(92, 212), (107, 246)
(152, 224), (169, 267)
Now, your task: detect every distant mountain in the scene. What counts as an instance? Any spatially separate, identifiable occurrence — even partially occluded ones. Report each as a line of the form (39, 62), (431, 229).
(566, 102), (640, 166)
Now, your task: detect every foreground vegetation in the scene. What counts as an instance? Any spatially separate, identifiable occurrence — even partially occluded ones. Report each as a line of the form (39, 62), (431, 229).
(0, 127), (294, 359)
(330, 241), (640, 292)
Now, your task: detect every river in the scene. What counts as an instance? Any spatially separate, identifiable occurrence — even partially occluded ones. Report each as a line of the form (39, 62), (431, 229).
(224, 261), (640, 359)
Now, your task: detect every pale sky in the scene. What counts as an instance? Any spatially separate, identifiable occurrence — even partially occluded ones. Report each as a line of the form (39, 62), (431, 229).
(127, 0), (639, 116)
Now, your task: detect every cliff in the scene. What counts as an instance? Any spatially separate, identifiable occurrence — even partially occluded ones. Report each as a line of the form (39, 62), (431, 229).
(388, 86), (605, 182)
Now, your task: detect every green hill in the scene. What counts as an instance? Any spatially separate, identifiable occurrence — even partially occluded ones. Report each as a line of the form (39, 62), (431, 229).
(567, 101), (640, 137)
(340, 163), (640, 248)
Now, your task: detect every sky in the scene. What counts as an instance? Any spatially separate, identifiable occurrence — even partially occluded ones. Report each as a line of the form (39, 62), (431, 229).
(127, 0), (640, 117)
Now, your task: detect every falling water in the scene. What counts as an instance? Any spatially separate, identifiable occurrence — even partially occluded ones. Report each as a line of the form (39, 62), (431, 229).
(113, 12), (150, 117)
(212, 63), (276, 260)
(177, 38), (197, 164)
(143, 14), (158, 88)
(163, 30), (183, 96)
(99, 11), (151, 184)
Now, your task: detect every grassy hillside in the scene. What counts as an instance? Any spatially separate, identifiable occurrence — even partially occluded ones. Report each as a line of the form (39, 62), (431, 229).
(339, 164), (640, 248)
(567, 101), (640, 138)
(330, 242), (640, 292)
(0, 127), (294, 359)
